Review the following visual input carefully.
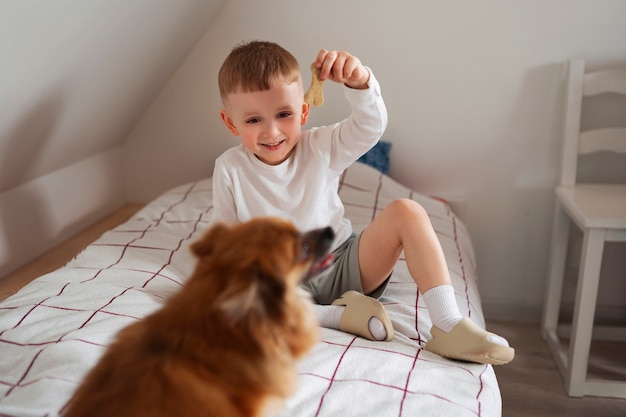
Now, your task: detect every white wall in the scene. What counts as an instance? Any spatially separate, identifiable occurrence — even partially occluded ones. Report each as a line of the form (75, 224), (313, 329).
(0, 1), (226, 278)
(122, 0), (626, 321)
(0, 148), (126, 276)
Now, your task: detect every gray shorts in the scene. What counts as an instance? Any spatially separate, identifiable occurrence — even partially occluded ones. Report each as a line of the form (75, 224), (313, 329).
(301, 233), (390, 305)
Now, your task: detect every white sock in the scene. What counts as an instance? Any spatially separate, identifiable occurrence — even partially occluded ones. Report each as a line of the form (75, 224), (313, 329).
(314, 304), (387, 341)
(422, 285), (463, 333)
(423, 285), (510, 347)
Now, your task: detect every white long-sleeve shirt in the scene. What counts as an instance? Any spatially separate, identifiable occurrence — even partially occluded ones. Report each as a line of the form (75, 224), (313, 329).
(211, 69), (387, 251)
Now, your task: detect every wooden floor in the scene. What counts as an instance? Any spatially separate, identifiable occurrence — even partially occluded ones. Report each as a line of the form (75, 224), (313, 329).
(1, 205), (625, 416)
(489, 321), (626, 417)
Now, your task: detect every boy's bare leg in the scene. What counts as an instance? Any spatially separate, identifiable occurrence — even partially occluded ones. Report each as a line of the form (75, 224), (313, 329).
(358, 199), (463, 333)
(358, 199), (451, 295)
(357, 199), (513, 363)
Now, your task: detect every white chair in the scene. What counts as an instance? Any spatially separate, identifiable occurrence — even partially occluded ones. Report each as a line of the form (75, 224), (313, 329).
(541, 59), (626, 398)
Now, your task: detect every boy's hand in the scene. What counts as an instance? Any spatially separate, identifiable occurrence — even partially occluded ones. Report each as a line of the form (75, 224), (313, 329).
(314, 50), (370, 90)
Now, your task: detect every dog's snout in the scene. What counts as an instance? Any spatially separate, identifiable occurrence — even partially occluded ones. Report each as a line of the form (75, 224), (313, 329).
(321, 227), (334, 241)
(304, 226), (334, 261)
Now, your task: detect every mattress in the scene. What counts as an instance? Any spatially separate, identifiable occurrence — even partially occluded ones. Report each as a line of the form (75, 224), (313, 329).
(0, 162), (501, 416)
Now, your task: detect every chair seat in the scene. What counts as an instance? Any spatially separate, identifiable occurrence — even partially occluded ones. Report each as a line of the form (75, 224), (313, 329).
(556, 184), (626, 229)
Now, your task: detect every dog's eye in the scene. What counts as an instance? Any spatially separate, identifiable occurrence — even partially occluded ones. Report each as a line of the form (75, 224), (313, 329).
(300, 241), (311, 261)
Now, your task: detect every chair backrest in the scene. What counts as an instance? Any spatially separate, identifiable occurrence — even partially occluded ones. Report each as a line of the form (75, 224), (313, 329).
(559, 59), (626, 187)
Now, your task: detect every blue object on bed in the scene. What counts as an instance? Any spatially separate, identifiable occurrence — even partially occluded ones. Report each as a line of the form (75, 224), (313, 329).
(358, 140), (391, 174)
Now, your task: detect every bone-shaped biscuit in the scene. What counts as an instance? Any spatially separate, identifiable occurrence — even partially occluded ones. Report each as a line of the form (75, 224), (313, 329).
(304, 63), (324, 107)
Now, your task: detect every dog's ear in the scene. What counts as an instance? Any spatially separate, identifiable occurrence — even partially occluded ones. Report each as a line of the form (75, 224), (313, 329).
(191, 223), (229, 257)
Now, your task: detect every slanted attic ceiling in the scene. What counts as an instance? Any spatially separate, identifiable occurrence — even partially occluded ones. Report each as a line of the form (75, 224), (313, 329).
(0, 0), (226, 193)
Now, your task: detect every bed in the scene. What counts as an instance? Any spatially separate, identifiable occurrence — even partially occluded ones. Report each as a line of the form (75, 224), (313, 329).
(0, 161), (501, 417)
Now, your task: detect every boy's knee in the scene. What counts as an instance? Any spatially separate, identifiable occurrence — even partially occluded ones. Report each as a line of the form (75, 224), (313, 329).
(389, 199), (428, 222)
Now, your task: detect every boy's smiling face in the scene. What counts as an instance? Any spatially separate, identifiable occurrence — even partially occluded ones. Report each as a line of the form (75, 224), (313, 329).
(220, 78), (311, 165)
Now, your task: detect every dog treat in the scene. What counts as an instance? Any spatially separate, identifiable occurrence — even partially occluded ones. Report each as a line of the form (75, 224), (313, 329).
(304, 63), (324, 107)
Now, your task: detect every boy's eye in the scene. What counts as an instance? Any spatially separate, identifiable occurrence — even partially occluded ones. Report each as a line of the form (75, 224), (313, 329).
(277, 111), (292, 119)
(245, 117), (261, 124)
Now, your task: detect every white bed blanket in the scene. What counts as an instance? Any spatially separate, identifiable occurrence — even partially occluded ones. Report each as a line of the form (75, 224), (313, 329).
(0, 162), (501, 416)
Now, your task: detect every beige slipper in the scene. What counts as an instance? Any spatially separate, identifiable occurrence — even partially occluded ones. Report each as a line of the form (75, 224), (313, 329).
(424, 318), (515, 365)
(331, 291), (394, 341)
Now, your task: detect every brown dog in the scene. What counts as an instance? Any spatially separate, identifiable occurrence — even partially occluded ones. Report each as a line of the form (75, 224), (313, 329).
(63, 217), (334, 417)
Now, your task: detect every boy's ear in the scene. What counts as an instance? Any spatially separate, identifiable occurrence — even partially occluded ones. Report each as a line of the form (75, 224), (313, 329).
(220, 109), (239, 136)
(300, 102), (311, 125)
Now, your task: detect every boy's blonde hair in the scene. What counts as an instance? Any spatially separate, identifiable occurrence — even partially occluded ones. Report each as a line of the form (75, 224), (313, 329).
(218, 41), (301, 100)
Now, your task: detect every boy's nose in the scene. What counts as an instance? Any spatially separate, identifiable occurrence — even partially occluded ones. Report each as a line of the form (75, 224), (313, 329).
(262, 121), (280, 138)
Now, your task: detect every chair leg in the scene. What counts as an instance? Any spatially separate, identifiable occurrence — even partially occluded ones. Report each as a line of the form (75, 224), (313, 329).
(565, 227), (606, 397)
(541, 202), (570, 337)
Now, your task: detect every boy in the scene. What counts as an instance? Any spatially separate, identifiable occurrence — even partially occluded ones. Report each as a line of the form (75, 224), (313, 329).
(212, 41), (513, 365)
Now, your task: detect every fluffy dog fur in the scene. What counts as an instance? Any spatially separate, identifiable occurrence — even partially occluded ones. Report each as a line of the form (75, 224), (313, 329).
(63, 217), (334, 417)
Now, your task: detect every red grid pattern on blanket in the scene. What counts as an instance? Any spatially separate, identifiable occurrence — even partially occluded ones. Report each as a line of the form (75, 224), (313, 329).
(0, 163), (501, 417)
